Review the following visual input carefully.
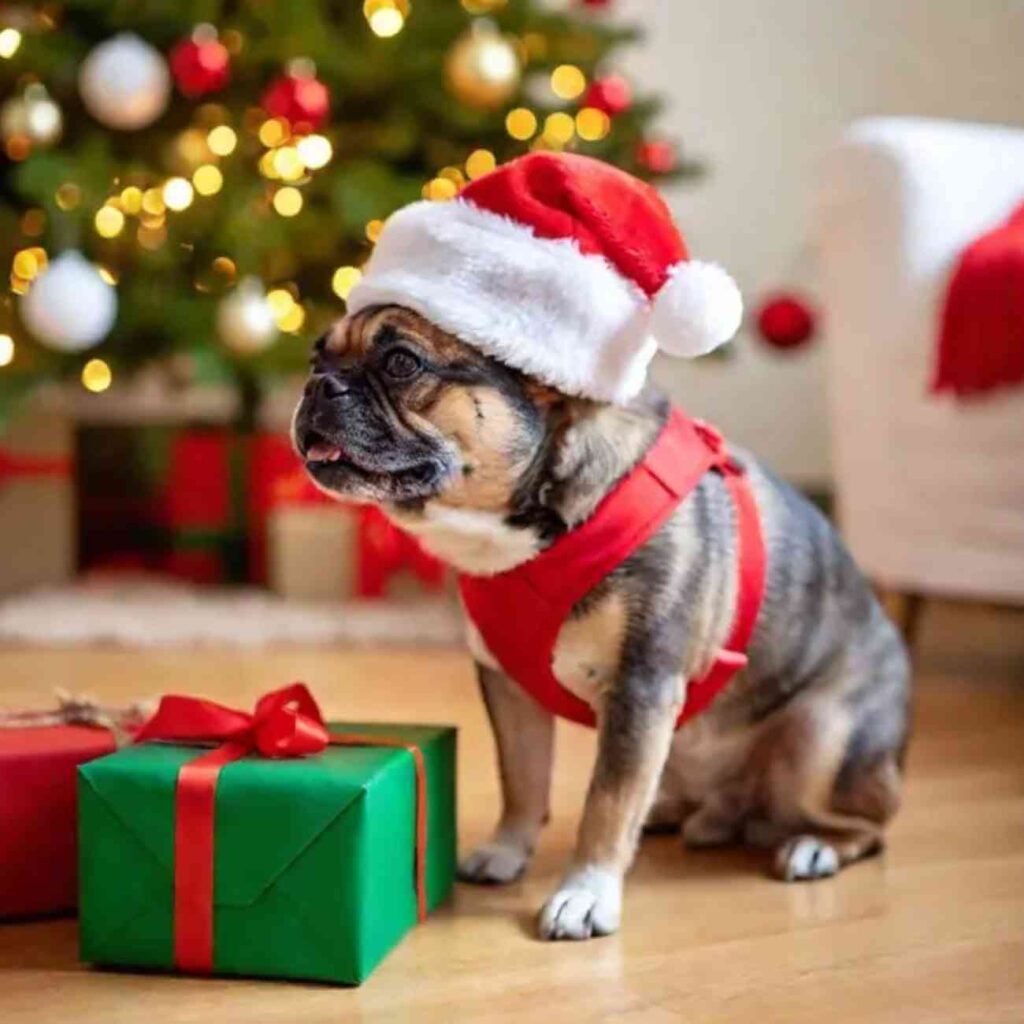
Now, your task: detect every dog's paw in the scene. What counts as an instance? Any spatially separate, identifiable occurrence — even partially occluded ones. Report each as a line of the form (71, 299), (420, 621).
(536, 866), (621, 941)
(458, 838), (530, 885)
(772, 835), (840, 882)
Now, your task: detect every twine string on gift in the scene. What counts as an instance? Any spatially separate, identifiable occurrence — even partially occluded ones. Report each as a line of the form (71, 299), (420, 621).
(134, 682), (428, 974)
(0, 690), (154, 747)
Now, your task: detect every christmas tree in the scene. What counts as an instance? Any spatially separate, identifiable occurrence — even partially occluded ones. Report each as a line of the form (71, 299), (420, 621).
(0, 0), (698, 426)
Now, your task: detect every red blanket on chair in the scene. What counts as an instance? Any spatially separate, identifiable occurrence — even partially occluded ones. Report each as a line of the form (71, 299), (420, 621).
(932, 202), (1024, 398)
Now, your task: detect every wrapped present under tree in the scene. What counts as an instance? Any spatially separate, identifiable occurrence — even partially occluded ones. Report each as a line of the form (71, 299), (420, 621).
(78, 684), (456, 985)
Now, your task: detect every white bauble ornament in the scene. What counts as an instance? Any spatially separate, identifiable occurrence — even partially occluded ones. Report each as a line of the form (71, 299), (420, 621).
(20, 251), (117, 352)
(217, 277), (278, 355)
(79, 33), (170, 130)
(0, 83), (63, 147)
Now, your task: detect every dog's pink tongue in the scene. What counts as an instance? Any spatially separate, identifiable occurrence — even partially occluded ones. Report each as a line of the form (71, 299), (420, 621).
(307, 442), (344, 463)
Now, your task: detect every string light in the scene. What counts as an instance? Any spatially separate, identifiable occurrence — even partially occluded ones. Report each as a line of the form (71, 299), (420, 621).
(266, 288), (296, 321)
(0, 28), (21, 59)
(176, 128), (212, 167)
(505, 108), (537, 141)
(137, 224), (167, 250)
(163, 177), (195, 211)
(120, 187), (143, 214)
(258, 151), (280, 179)
(55, 183), (81, 211)
(211, 256), (237, 283)
(0, 334), (14, 367)
(273, 186), (303, 216)
(207, 125), (237, 156)
(332, 265), (362, 300)
(94, 205), (125, 238)
(278, 303), (305, 333)
(81, 358), (113, 393)
(272, 145), (305, 181)
(20, 209), (46, 236)
(142, 188), (166, 216)
(258, 118), (288, 148)
(439, 166), (466, 187)
(576, 106), (611, 142)
(98, 266), (118, 285)
(366, 219), (385, 242)
(423, 177), (457, 201)
(12, 248), (42, 280)
(550, 64), (586, 101)
(465, 149), (496, 179)
(365, 0), (407, 37)
(192, 164), (223, 195)
(296, 134), (332, 169)
(543, 111), (575, 146)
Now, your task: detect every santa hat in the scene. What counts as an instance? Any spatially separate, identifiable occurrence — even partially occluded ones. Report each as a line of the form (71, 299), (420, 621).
(347, 152), (742, 404)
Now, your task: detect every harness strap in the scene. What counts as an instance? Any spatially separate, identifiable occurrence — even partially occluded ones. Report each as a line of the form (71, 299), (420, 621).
(458, 409), (766, 730)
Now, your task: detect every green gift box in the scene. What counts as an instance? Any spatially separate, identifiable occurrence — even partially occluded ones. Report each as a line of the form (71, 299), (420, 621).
(78, 717), (456, 985)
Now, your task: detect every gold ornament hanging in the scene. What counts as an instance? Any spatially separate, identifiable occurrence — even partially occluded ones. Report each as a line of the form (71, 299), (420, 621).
(0, 83), (63, 156)
(445, 20), (521, 111)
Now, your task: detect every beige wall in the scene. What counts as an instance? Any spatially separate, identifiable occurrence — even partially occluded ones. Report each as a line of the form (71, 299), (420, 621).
(617, 0), (1024, 483)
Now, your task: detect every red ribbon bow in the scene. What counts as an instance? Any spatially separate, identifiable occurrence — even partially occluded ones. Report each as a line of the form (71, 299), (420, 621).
(136, 683), (427, 974)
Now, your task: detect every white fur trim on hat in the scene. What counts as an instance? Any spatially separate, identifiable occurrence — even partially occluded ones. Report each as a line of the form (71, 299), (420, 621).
(650, 261), (744, 358)
(347, 199), (655, 404)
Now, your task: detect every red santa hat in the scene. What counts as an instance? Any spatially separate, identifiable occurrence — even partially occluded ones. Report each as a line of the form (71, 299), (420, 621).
(348, 152), (742, 404)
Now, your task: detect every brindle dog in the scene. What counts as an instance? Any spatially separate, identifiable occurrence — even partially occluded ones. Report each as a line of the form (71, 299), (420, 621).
(293, 305), (911, 941)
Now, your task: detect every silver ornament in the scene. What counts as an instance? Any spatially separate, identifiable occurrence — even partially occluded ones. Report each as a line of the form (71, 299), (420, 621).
(79, 32), (171, 130)
(20, 251), (117, 352)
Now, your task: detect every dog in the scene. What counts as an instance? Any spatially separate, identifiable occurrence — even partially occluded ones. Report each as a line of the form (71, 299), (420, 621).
(292, 303), (912, 941)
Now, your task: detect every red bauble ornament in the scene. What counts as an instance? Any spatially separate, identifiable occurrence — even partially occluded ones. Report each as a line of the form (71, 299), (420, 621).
(170, 34), (230, 98)
(582, 74), (632, 116)
(261, 72), (330, 133)
(755, 293), (818, 351)
(636, 140), (676, 174)
(580, 0), (612, 7)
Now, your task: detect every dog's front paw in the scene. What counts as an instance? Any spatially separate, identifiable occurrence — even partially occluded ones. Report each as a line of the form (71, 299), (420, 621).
(537, 866), (621, 941)
(772, 835), (840, 881)
(458, 838), (530, 885)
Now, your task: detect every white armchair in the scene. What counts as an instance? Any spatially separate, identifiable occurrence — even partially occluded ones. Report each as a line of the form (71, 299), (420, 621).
(817, 117), (1024, 613)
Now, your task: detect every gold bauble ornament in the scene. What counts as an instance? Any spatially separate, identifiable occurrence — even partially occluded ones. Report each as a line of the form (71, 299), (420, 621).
(0, 83), (63, 149)
(216, 277), (279, 355)
(445, 21), (521, 111)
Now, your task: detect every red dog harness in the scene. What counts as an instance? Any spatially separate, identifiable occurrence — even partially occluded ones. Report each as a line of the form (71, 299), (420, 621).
(458, 409), (767, 729)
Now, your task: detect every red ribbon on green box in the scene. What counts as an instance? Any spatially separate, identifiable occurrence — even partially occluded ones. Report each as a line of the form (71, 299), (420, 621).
(135, 683), (427, 974)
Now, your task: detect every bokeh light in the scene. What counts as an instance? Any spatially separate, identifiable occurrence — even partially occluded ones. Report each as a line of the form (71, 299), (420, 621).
(81, 358), (113, 393)
(332, 265), (362, 300)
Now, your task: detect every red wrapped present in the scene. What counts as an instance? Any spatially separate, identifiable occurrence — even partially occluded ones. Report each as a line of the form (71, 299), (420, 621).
(0, 696), (151, 919)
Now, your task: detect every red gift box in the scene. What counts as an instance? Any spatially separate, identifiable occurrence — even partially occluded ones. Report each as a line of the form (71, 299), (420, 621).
(0, 725), (116, 918)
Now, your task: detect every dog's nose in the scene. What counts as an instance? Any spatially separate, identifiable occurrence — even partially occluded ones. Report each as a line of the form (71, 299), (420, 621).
(311, 373), (348, 403)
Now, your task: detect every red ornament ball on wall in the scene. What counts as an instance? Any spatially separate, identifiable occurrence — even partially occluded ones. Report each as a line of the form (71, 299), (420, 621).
(261, 72), (330, 133)
(170, 36), (230, 98)
(755, 293), (818, 351)
(636, 140), (676, 175)
(582, 75), (632, 117)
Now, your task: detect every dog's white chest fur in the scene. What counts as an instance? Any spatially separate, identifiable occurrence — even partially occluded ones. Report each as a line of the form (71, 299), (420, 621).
(388, 504), (540, 576)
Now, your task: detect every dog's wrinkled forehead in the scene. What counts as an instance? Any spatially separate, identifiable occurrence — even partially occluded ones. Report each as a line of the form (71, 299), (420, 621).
(321, 305), (478, 365)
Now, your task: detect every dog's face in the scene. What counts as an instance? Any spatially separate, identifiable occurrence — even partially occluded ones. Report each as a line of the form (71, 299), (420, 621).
(292, 305), (559, 511)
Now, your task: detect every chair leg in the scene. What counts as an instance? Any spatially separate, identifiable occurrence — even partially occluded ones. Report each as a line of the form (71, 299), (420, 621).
(879, 589), (926, 654)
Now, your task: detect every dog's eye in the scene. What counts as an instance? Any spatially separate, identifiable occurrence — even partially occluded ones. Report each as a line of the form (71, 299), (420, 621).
(382, 347), (421, 380)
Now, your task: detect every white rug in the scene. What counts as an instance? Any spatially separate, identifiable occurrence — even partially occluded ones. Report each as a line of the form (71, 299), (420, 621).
(0, 578), (463, 648)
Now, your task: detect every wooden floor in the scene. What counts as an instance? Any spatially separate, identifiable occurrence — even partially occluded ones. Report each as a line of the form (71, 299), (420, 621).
(1, 600), (1022, 1022)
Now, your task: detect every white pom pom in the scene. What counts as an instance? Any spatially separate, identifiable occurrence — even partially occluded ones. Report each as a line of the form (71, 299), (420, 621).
(650, 260), (743, 358)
